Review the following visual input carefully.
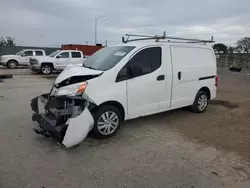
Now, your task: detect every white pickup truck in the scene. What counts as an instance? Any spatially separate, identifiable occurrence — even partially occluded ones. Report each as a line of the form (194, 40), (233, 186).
(0, 49), (46, 68)
(29, 50), (86, 75)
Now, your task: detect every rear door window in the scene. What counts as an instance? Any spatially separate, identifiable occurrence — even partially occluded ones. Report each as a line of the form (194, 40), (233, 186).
(71, 52), (82, 58)
(35, 51), (43, 56)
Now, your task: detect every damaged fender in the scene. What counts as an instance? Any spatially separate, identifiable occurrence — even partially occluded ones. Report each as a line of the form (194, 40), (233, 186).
(31, 93), (95, 148)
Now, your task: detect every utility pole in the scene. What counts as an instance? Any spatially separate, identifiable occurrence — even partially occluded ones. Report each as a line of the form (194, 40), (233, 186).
(95, 16), (106, 45)
(38, 34), (44, 47)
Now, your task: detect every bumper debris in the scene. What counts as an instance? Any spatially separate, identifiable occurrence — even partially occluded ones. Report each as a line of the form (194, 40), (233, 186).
(31, 93), (94, 148)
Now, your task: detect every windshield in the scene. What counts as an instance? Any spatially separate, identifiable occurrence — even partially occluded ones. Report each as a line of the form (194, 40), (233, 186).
(48, 50), (60, 57)
(16, 50), (25, 55)
(82, 46), (135, 71)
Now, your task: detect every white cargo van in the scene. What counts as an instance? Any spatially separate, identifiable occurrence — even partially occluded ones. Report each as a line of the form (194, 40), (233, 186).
(31, 33), (217, 148)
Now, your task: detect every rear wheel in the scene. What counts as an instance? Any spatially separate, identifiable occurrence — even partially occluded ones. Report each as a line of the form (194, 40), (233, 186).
(41, 64), (52, 75)
(92, 105), (122, 138)
(7, 60), (18, 69)
(191, 91), (209, 113)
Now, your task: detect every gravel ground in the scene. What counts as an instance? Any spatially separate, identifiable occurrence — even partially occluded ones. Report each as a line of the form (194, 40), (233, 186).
(1, 67), (250, 188)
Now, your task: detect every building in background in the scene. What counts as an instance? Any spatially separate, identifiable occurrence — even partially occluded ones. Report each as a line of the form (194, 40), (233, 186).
(61, 44), (103, 57)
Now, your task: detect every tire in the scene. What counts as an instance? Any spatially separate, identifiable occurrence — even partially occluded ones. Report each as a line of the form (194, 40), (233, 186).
(7, 60), (18, 69)
(92, 105), (122, 138)
(41, 64), (53, 75)
(191, 91), (209, 113)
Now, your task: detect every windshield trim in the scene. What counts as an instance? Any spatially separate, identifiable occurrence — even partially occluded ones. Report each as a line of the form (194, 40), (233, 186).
(16, 50), (25, 55)
(48, 50), (61, 57)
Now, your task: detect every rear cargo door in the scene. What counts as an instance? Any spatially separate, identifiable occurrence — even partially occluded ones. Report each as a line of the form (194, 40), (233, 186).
(170, 45), (216, 108)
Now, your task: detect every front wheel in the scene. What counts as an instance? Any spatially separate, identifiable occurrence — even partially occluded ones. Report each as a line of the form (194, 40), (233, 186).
(7, 60), (18, 69)
(41, 64), (52, 75)
(92, 105), (122, 138)
(191, 91), (209, 113)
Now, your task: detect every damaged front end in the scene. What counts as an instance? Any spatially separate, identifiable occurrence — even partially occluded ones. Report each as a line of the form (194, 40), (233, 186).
(30, 72), (102, 148)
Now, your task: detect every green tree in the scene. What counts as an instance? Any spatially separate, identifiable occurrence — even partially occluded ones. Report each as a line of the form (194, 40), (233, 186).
(213, 43), (228, 53)
(236, 37), (250, 53)
(0, 37), (16, 46)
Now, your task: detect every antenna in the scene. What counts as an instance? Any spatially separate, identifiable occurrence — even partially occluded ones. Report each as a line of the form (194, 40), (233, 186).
(122, 31), (214, 44)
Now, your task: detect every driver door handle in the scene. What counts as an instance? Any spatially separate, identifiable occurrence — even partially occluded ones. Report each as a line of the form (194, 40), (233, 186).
(157, 75), (165, 81)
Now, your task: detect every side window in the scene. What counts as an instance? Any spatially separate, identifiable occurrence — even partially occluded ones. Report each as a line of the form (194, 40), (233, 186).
(35, 51), (43, 56)
(22, 51), (33, 57)
(58, 52), (69, 58)
(116, 47), (161, 82)
(71, 52), (81, 58)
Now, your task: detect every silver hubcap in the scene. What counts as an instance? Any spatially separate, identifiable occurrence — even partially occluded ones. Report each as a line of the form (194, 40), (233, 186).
(42, 66), (51, 74)
(97, 111), (119, 135)
(197, 94), (208, 111)
(9, 62), (16, 68)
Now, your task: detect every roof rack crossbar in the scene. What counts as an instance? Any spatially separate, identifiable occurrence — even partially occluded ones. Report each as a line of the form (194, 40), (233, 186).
(122, 31), (214, 44)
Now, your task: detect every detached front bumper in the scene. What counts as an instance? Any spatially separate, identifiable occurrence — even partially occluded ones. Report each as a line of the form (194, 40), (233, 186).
(31, 93), (94, 148)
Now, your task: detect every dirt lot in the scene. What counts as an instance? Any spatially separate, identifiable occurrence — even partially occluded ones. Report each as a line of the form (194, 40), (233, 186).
(1, 67), (250, 188)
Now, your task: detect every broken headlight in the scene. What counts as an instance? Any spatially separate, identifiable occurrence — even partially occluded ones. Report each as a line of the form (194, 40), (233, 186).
(56, 82), (87, 96)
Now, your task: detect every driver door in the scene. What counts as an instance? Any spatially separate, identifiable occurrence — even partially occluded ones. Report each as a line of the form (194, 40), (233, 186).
(20, 50), (34, 65)
(55, 52), (70, 70)
(125, 47), (165, 119)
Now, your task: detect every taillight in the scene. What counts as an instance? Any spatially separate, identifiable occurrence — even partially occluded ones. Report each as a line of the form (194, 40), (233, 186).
(215, 76), (218, 87)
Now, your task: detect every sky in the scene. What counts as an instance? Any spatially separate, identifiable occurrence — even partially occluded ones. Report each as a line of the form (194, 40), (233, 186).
(0, 0), (250, 47)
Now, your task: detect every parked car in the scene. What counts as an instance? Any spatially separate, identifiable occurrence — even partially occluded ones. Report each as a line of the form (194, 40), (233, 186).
(31, 35), (217, 148)
(29, 50), (85, 75)
(0, 49), (46, 68)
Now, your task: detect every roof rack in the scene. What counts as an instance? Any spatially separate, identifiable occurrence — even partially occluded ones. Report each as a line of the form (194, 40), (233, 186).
(122, 31), (215, 44)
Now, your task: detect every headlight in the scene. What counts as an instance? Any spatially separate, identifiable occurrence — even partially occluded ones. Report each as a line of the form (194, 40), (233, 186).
(56, 82), (87, 96)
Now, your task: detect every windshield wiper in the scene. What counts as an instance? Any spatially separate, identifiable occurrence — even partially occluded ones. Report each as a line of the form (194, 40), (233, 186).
(82, 64), (99, 70)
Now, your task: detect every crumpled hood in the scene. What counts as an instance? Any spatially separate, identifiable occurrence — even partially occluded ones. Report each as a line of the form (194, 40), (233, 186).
(31, 56), (54, 62)
(55, 64), (103, 84)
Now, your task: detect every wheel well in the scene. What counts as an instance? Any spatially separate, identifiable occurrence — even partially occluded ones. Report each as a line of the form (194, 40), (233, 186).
(199, 87), (211, 100)
(7, 59), (19, 65)
(41, 62), (54, 69)
(96, 101), (125, 121)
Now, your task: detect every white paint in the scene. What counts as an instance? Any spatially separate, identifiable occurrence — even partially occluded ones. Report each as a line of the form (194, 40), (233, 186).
(83, 42), (217, 120)
(62, 108), (94, 148)
(28, 50), (85, 73)
(170, 45), (217, 108)
(55, 64), (103, 84)
(49, 41), (217, 147)
(0, 49), (46, 66)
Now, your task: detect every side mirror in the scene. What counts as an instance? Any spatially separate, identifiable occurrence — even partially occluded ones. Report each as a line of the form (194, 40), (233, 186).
(56, 55), (61, 59)
(20, 53), (25, 57)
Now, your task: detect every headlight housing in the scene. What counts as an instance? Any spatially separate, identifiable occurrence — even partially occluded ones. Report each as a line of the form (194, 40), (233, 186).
(56, 82), (87, 96)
